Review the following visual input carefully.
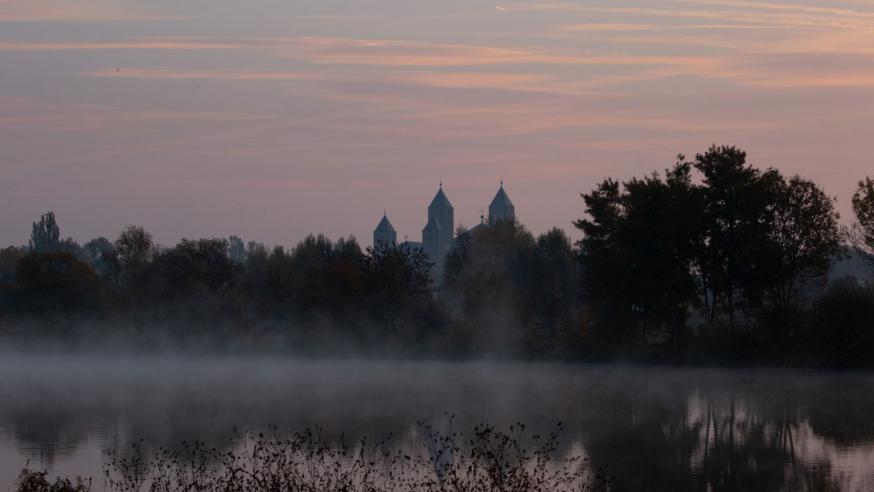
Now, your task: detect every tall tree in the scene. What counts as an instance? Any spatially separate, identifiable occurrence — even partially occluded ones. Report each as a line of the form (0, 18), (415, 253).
(850, 177), (874, 268)
(29, 212), (61, 253)
(363, 243), (433, 338)
(575, 179), (631, 346)
(693, 146), (777, 330)
(575, 163), (702, 349)
(112, 225), (154, 284)
(763, 176), (842, 315)
(264, 246), (295, 307)
(529, 228), (579, 342)
(82, 237), (115, 277)
(149, 238), (236, 298)
(443, 218), (536, 350)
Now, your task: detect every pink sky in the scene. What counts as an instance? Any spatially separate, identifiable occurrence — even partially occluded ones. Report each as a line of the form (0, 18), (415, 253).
(1, 0), (873, 247)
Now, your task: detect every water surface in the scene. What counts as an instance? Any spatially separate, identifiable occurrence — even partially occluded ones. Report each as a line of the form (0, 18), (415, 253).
(1, 355), (873, 491)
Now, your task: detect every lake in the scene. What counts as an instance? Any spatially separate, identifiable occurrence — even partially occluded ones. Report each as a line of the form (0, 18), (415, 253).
(1, 354), (873, 491)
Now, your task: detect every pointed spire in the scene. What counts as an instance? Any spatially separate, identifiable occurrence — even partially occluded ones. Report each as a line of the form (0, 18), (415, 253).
(374, 212), (397, 248)
(375, 213), (396, 233)
(429, 185), (453, 209)
(489, 181), (515, 222)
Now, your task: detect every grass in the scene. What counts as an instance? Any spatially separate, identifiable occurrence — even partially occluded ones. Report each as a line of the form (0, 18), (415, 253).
(17, 420), (611, 492)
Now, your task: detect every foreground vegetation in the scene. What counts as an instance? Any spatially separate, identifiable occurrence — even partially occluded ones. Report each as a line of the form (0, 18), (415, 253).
(1, 145), (873, 366)
(15, 422), (610, 492)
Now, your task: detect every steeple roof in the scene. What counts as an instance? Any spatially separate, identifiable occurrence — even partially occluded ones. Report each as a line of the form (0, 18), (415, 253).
(429, 186), (453, 209)
(375, 214), (396, 233)
(490, 185), (514, 210)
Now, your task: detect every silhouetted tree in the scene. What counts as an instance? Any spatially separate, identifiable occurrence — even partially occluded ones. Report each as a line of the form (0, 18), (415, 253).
(287, 234), (341, 318)
(13, 252), (99, 314)
(806, 280), (874, 367)
(576, 146), (848, 359)
(849, 176), (874, 268)
(82, 237), (116, 277)
(111, 226), (154, 287)
(529, 228), (580, 349)
(762, 176), (841, 316)
(621, 164), (702, 343)
(575, 179), (631, 348)
(693, 146), (779, 330)
(0, 246), (23, 285)
(29, 212), (61, 253)
(323, 237), (365, 319)
(264, 246), (295, 308)
(28, 211), (82, 259)
(575, 162), (703, 351)
(0, 246), (25, 312)
(363, 244), (433, 339)
(444, 218), (536, 351)
(240, 241), (269, 303)
(148, 238), (236, 299)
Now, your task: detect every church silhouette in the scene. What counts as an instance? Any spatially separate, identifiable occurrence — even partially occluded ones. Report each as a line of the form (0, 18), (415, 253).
(374, 183), (515, 276)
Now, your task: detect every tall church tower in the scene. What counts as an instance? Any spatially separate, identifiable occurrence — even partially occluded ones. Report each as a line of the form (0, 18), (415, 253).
(373, 212), (397, 249)
(489, 181), (515, 223)
(422, 183), (454, 276)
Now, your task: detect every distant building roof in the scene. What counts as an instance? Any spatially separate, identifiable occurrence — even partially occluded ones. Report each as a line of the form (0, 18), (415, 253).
(374, 214), (396, 234)
(467, 223), (486, 235)
(429, 187), (453, 210)
(489, 186), (514, 211)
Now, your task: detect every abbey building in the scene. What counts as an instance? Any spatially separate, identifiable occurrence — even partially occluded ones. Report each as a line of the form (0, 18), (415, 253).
(373, 183), (515, 277)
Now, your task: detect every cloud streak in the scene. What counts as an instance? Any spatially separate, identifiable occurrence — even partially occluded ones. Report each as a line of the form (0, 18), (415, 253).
(0, 0), (183, 22)
(0, 39), (240, 51)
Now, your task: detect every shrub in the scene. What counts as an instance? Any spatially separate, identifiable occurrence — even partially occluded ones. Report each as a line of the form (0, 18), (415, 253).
(18, 422), (611, 492)
(15, 468), (90, 492)
(805, 280), (874, 367)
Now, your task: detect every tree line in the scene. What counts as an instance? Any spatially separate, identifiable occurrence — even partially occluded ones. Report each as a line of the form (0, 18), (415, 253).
(577, 146), (874, 365)
(1, 145), (873, 365)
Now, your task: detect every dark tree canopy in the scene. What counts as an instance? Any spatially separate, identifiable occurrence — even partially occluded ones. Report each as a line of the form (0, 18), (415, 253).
(693, 145), (781, 329)
(13, 251), (99, 314)
(575, 145), (847, 358)
(575, 161), (702, 349)
(850, 177), (874, 268)
(29, 212), (61, 253)
(763, 176), (841, 314)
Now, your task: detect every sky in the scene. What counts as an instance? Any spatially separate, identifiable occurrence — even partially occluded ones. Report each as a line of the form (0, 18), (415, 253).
(1, 0), (873, 248)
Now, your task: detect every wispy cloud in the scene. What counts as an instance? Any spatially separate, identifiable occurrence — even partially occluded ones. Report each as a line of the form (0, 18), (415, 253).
(71, 33), (874, 93)
(273, 37), (718, 68)
(0, 39), (239, 51)
(0, 98), (272, 132)
(0, 0), (183, 22)
(81, 68), (325, 81)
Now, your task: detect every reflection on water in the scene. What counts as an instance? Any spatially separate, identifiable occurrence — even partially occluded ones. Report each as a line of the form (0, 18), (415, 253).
(0, 355), (873, 491)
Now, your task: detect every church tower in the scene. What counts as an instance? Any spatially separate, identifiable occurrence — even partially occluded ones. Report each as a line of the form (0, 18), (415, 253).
(422, 183), (454, 276)
(489, 181), (515, 223)
(373, 212), (397, 249)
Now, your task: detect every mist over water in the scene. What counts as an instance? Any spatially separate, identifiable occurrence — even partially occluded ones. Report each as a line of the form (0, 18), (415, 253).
(1, 354), (873, 491)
